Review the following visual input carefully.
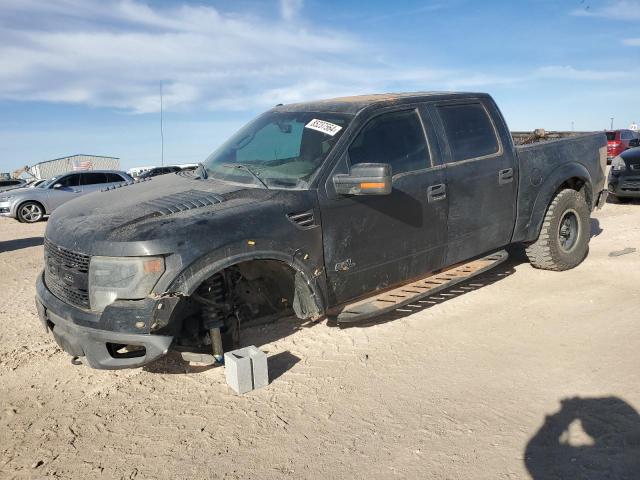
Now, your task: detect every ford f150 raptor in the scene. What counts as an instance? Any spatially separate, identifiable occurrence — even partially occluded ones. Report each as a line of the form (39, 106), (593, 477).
(35, 92), (608, 369)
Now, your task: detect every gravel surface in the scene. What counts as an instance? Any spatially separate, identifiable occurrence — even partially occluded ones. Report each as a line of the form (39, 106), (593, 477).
(1, 201), (639, 479)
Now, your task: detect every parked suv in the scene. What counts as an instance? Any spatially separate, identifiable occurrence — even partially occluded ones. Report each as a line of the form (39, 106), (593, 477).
(0, 170), (131, 223)
(606, 129), (639, 162)
(608, 142), (640, 202)
(138, 166), (182, 179)
(0, 178), (26, 192)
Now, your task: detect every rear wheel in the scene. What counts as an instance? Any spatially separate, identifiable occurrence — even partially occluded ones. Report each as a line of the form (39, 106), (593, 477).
(525, 189), (590, 271)
(17, 201), (44, 223)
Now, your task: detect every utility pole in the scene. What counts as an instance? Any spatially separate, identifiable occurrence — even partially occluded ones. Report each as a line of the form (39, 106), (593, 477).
(571, 121), (574, 132)
(160, 82), (164, 166)
(610, 117), (614, 130)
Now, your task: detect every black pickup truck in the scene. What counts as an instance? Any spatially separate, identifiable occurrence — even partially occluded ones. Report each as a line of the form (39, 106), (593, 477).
(35, 92), (608, 369)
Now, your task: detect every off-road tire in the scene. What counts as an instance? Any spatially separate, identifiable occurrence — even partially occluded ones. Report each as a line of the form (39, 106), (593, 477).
(16, 201), (45, 223)
(525, 189), (590, 271)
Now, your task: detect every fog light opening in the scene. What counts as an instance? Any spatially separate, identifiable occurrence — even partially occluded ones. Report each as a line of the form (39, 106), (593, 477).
(106, 343), (146, 359)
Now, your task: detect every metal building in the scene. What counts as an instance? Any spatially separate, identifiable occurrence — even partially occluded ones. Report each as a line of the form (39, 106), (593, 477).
(29, 154), (120, 179)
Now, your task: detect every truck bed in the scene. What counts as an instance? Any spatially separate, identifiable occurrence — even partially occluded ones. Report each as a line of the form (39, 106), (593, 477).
(511, 131), (608, 244)
(512, 130), (592, 146)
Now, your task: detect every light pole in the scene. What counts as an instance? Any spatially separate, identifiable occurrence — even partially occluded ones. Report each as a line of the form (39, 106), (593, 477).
(610, 117), (614, 130)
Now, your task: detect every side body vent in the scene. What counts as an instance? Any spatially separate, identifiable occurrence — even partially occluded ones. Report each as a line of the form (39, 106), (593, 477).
(287, 210), (316, 229)
(144, 190), (224, 216)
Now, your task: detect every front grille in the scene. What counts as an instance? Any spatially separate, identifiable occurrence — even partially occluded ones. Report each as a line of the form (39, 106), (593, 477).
(44, 238), (91, 309)
(621, 180), (640, 191)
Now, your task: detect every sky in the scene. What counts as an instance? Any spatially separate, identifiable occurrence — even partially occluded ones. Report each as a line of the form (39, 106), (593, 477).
(0, 0), (639, 173)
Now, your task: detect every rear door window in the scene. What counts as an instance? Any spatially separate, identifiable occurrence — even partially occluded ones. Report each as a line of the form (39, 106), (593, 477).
(437, 103), (500, 162)
(348, 109), (430, 176)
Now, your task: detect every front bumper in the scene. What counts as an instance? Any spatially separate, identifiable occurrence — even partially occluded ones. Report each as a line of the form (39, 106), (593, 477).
(36, 273), (173, 369)
(0, 200), (16, 218)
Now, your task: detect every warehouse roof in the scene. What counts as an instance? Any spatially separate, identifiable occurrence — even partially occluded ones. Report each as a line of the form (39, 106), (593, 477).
(35, 154), (120, 165)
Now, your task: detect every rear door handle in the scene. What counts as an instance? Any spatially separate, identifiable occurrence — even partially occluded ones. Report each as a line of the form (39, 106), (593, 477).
(427, 183), (446, 202)
(498, 168), (514, 185)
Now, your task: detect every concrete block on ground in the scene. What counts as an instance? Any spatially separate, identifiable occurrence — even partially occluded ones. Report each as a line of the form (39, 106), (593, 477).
(224, 346), (269, 394)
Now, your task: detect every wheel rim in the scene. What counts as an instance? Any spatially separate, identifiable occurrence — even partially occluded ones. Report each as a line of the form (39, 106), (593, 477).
(558, 209), (579, 253)
(20, 203), (42, 222)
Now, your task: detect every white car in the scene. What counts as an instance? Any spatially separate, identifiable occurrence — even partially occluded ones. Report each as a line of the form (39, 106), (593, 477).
(0, 170), (132, 223)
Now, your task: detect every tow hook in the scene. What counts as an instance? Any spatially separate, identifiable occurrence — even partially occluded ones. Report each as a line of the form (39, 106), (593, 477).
(70, 356), (82, 366)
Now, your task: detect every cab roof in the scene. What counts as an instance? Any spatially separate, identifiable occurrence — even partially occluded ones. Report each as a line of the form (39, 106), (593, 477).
(274, 91), (489, 115)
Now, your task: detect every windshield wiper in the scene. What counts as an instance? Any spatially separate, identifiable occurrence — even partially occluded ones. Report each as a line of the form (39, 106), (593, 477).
(222, 163), (268, 189)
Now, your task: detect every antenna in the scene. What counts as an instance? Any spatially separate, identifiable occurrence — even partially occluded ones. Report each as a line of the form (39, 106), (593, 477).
(160, 82), (164, 166)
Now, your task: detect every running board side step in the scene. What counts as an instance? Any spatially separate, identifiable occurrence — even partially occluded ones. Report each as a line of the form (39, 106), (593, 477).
(335, 250), (509, 324)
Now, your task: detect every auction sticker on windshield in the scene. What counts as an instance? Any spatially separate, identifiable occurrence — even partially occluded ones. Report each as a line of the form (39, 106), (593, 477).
(305, 119), (342, 136)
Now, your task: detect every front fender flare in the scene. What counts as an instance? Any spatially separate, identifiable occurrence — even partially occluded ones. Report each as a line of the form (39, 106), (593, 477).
(166, 244), (327, 315)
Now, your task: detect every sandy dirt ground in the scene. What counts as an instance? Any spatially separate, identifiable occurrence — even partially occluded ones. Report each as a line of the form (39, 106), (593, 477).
(1, 200), (639, 480)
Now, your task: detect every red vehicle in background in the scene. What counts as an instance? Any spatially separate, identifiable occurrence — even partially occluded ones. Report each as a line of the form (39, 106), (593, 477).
(606, 129), (639, 163)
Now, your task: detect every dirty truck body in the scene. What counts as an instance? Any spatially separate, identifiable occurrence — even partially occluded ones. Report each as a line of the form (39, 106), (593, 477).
(35, 92), (607, 369)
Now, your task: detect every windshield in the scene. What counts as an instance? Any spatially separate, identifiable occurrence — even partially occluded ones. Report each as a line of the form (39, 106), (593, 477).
(203, 111), (353, 189)
(38, 176), (60, 188)
(606, 132), (617, 141)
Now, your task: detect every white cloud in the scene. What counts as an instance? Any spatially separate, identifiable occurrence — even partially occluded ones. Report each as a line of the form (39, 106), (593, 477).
(279, 0), (304, 21)
(0, 0), (635, 115)
(0, 0), (521, 114)
(623, 38), (640, 46)
(533, 65), (633, 81)
(0, 0), (364, 112)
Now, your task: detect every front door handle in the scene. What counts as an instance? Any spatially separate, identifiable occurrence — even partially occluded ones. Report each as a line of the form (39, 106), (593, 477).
(498, 168), (514, 185)
(427, 183), (446, 202)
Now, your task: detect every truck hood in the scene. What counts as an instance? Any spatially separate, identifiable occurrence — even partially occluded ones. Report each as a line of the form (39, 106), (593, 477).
(45, 173), (276, 254)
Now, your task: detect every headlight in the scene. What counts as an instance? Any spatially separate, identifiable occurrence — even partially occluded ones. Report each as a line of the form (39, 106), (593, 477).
(89, 256), (165, 312)
(611, 156), (626, 172)
(0, 195), (13, 202)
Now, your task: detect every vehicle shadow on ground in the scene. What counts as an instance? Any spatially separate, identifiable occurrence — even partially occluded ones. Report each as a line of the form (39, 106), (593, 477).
(142, 351), (218, 374)
(525, 396), (640, 479)
(144, 344), (302, 379)
(0, 236), (43, 253)
(606, 196), (640, 205)
(146, 248), (529, 375)
(590, 218), (603, 238)
(337, 245), (527, 328)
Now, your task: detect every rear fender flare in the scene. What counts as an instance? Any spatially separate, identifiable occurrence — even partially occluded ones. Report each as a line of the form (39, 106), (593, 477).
(525, 162), (592, 242)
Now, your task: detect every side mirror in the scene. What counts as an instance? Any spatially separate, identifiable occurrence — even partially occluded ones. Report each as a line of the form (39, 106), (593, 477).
(629, 138), (640, 148)
(333, 163), (392, 196)
(52, 183), (63, 189)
